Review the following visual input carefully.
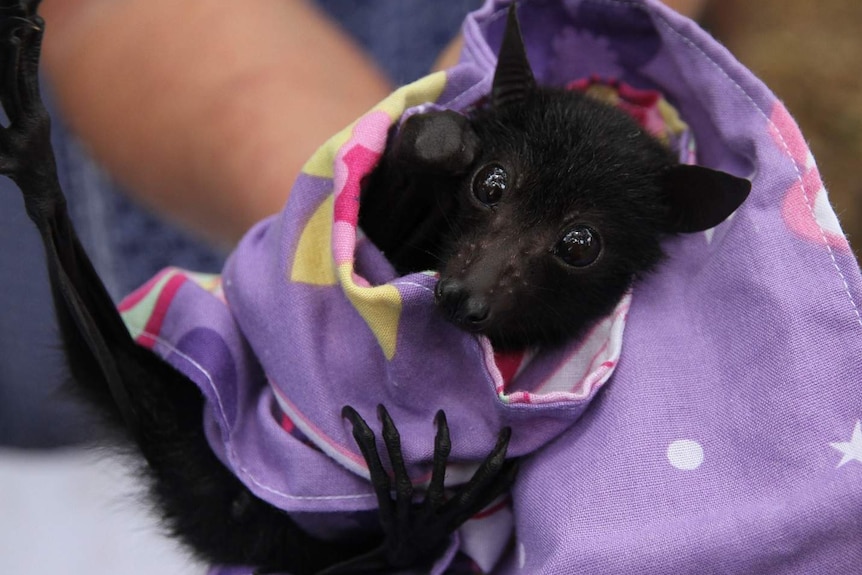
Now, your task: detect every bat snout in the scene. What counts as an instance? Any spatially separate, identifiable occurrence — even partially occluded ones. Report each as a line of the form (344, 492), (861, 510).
(435, 278), (491, 331)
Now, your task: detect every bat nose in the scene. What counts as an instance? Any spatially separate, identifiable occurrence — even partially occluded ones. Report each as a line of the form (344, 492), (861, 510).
(435, 278), (491, 330)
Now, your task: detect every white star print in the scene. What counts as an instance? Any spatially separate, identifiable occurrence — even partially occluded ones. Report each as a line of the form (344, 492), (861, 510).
(830, 420), (862, 468)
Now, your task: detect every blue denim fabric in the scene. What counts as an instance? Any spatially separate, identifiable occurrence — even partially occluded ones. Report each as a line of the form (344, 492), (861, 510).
(0, 97), (114, 446)
(0, 2), (480, 447)
(315, 0), (480, 85)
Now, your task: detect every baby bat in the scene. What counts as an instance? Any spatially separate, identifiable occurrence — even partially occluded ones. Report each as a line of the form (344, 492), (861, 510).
(0, 1), (515, 574)
(360, 7), (750, 351)
(0, 1), (748, 574)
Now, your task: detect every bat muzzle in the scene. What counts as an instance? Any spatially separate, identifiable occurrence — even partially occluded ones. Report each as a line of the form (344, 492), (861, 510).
(434, 278), (492, 332)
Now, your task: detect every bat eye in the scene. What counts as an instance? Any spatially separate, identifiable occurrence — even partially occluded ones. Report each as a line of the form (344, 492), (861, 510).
(554, 225), (601, 267)
(472, 163), (508, 206)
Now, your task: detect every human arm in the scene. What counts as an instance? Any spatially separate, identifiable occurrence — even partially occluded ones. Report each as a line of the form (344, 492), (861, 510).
(39, 0), (392, 246)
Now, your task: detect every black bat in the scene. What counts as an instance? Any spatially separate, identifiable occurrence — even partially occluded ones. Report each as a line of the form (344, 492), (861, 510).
(0, 2), (516, 574)
(1, 0), (748, 572)
(360, 6), (750, 351)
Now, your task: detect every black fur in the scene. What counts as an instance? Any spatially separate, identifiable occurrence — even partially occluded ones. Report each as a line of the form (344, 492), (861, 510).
(360, 5), (749, 351)
(440, 88), (677, 350)
(0, 2), (515, 573)
(1, 2), (746, 573)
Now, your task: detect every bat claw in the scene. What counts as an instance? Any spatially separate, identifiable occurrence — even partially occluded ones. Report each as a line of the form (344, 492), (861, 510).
(0, 0), (61, 225)
(341, 405), (518, 571)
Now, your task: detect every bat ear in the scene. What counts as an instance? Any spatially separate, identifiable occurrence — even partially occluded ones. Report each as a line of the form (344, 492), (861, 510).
(392, 110), (480, 174)
(662, 164), (751, 233)
(492, 3), (537, 109)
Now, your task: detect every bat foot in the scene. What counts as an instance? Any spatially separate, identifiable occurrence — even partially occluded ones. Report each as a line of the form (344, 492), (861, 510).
(0, 1), (61, 224)
(393, 110), (480, 175)
(333, 405), (518, 574)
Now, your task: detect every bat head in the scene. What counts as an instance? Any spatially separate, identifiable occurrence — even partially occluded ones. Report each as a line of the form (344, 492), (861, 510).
(431, 5), (750, 350)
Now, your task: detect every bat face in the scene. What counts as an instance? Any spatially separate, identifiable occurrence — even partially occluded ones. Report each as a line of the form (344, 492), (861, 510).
(435, 89), (676, 350)
(382, 6), (750, 351)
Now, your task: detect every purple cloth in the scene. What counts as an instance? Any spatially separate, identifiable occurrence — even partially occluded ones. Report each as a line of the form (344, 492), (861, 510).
(465, 1), (862, 574)
(121, 0), (862, 572)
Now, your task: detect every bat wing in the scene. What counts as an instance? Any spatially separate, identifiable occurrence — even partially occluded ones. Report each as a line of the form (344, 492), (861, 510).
(0, 5), (375, 572)
(0, 5), (517, 573)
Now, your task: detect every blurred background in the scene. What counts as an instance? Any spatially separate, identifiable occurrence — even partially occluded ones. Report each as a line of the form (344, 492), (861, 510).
(705, 0), (862, 261)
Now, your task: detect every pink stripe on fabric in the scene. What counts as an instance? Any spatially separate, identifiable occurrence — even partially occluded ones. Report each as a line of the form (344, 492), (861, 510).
(118, 267), (172, 312)
(136, 273), (187, 348)
(332, 221), (356, 266)
(270, 384), (366, 469)
(509, 297), (629, 404)
(471, 497), (511, 520)
(333, 144), (381, 225)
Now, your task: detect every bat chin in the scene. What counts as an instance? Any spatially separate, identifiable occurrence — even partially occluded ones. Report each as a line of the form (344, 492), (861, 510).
(480, 323), (536, 352)
(483, 316), (585, 352)
(436, 308), (518, 349)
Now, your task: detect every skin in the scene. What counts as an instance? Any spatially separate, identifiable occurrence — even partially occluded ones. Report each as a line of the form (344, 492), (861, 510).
(39, 0), (391, 246)
(39, 0), (706, 247)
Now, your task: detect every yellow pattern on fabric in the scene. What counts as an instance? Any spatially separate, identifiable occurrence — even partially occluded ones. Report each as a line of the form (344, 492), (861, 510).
(657, 98), (688, 136)
(583, 84), (620, 105)
(184, 271), (222, 293)
(291, 72), (446, 355)
(290, 196), (337, 285)
(338, 263), (401, 360)
(301, 72), (447, 178)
